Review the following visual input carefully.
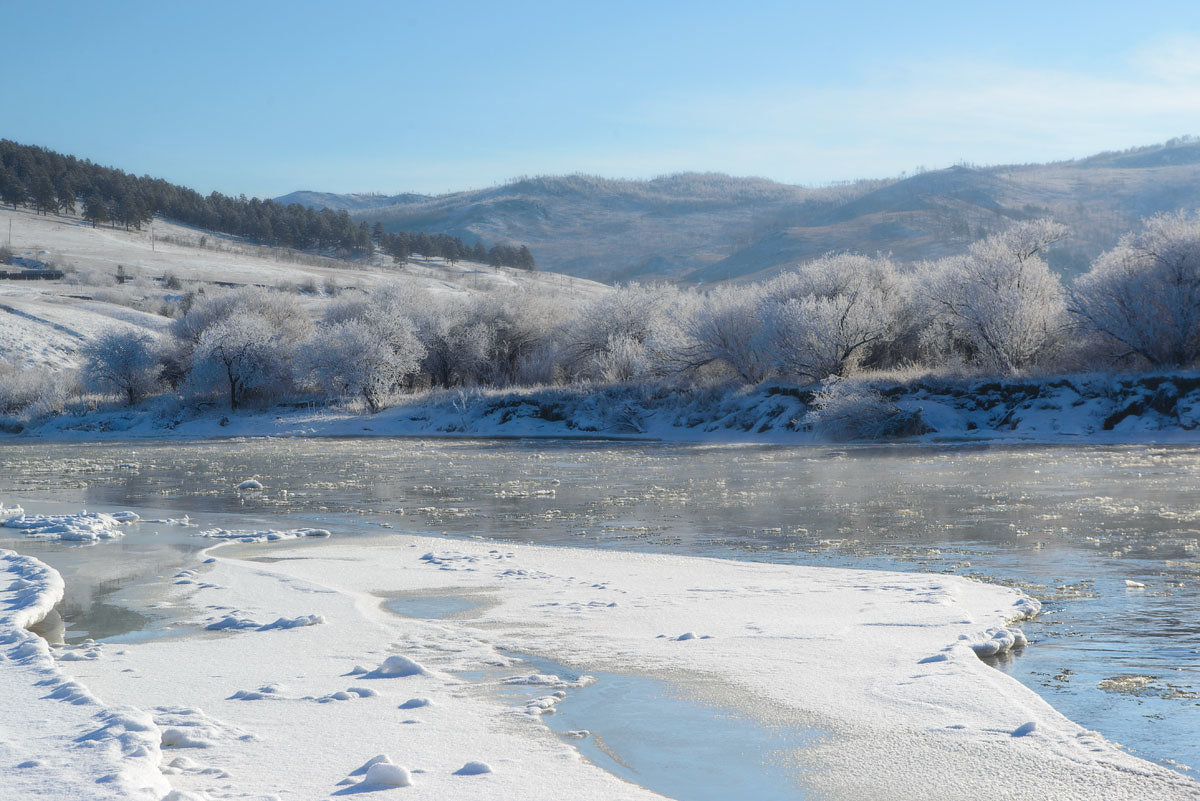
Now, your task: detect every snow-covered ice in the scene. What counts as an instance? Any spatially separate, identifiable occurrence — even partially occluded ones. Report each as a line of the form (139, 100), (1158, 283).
(4, 514), (1199, 799)
(1, 509), (139, 541)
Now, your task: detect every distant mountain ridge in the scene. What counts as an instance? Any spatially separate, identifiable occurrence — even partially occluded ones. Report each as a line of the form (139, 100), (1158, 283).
(277, 137), (1200, 283)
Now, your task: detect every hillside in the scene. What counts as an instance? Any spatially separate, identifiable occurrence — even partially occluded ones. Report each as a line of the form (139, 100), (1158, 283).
(279, 138), (1200, 283)
(0, 206), (605, 370)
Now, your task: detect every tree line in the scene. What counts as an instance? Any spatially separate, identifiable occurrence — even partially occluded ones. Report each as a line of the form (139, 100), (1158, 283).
(0, 140), (535, 267)
(59, 211), (1200, 418)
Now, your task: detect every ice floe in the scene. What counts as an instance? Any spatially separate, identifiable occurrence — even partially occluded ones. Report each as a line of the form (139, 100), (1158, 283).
(197, 527), (330, 544)
(1, 509), (140, 541)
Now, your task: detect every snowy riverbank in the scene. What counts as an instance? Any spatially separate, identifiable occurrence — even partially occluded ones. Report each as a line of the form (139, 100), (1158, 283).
(4, 520), (1199, 799)
(8, 372), (1200, 445)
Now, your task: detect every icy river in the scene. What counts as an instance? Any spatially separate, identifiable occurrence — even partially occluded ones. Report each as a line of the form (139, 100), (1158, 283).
(2, 437), (1198, 786)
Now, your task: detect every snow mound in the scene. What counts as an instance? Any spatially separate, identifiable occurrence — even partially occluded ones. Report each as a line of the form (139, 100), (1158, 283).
(365, 761), (412, 787)
(454, 761), (492, 775)
(967, 626), (1029, 657)
(398, 697), (431, 709)
(197, 527), (331, 544)
(258, 614), (325, 630)
(206, 613), (325, 632)
(2, 510), (138, 542)
(366, 655), (429, 678)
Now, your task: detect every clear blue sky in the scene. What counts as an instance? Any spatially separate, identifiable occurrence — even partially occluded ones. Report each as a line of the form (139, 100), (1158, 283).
(6, 0), (1200, 197)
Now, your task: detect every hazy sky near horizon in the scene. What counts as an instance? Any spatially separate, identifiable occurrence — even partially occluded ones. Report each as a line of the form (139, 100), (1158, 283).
(7, 0), (1200, 197)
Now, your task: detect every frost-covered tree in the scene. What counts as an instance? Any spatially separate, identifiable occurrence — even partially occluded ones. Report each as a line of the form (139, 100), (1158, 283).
(80, 329), (161, 406)
(684, 283), (772, 383)
(922, 219), (1068, 374)
(301, 320), (423, 412)
(171, 286), (311, 391)
(467, 289), (566, 386)
(191, 315), (293, 409)
(561, 283), (682, 381)
(759, 254), (902, 381)
(173, 286), (312, 347)
(407, 299), (493, 387)
(1069, 211), (1200, 368)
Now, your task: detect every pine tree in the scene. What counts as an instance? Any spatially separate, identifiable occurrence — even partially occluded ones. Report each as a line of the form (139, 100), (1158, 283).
(31, 174), (58, 215)
(0, 166), (25, 209)
(56, 180), (76, 215)
(517, 245), (536, 271)
(83, 196), (109, 228)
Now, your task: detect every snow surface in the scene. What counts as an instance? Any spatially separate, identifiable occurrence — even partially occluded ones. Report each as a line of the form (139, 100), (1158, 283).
(19, 520), (1194, 800)
(0, 549), (169, 799)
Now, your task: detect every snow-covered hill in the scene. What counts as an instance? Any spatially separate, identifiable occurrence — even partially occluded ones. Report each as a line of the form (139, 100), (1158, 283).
(280, 138), (1200, 283)
(0, 206), (606, 370)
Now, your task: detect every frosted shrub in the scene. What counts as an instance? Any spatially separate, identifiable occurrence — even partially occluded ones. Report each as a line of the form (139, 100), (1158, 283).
(1069, 211), (1200, 368)
(468, 289), (566, 386)
(562, 283), (681, 380)
(588, 333), (649, 383)
(413, 302), (493, 387)
(685, 283), (771, 383)
(80, 328), (162, 405)
(759, 254), (903, 381)
(923, 219), (1068, 374)
(0, 363), (78, 418)
(804, 378), (927, 441)
(301, 320), (423, 412)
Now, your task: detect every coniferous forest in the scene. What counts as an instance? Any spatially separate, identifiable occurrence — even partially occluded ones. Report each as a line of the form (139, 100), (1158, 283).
(0, 140), (535, 268)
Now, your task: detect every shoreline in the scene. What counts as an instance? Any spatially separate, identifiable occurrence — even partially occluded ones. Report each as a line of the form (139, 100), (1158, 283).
(6, 372), (1199, 446)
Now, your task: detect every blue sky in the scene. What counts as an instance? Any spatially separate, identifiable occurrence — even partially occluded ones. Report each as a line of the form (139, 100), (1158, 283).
(6, 0), (1200, 197)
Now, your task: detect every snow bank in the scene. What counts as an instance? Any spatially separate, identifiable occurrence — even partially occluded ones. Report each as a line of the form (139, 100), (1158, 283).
(1, 509), (140, 541)
(15, 372), (1200, 445)
(0, 549), (169, 799)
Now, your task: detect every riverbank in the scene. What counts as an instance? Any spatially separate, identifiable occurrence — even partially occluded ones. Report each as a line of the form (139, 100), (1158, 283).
(7, 372), (1200, 445)
(4, 520), (1199, 799)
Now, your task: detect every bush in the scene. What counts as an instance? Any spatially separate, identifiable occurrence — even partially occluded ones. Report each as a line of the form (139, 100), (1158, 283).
(80, 329), (162, 405)
(1069, 211), (1200, 368)
(0, 362), (78, 417)
(803, 378), (929, 441)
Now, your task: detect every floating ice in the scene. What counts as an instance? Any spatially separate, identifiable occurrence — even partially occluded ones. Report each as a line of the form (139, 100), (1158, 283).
(501, 673), (596, 690)
(1124, 579), (1146, 589)
(236, 479), (263, 490)
(2, 510), (138, 542)
(198, 527), (331, 544)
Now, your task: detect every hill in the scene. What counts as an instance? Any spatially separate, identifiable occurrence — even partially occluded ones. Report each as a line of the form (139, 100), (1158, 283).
(0, 205), (605, 371)
(280, 138), (1200, 283)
